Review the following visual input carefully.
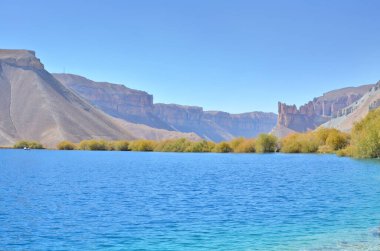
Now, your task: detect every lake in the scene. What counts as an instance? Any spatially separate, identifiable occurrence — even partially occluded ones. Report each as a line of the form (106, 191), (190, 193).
(1, 150), (380, 250)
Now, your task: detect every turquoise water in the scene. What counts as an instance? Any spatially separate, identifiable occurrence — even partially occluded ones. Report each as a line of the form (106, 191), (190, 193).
(1, 150), (380, 250)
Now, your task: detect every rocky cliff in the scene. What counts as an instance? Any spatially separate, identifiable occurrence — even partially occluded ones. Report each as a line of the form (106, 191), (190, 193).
(55, 73), (277, 141)
(0, 50), (200, 147)
(53, 73), (172, 130)
(203, 110), (277, 141)
(153, 104), (277, 141)
(322, 81), (380, 132)
(272, 84), (373, 137)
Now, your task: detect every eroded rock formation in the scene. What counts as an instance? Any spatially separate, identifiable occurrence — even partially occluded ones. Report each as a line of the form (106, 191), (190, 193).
(55, 73), (277, 141)
(273, 84), (373, 137)
(323, 81), (380, 132)
(0, 50), (200, 147)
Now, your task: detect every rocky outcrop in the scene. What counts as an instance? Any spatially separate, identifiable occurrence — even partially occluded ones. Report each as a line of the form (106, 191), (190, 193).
(0, 50), (44, 70)
(322, 81), (380, 132)
(203, 111), (278, 140)
(53, 73), (172, 130)
(56, 73), (277, 142)
(0, 50), (200, 147)
(273, 84), (373, 137)
(277, 102), (331, 132)
(153, 104), (277, 141)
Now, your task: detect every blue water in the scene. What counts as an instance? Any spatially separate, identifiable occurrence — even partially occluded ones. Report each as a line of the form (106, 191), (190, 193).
(1, 150), (380, 250)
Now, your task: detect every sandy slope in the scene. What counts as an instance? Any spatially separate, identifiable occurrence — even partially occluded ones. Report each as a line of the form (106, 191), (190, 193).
(322, 82), (380, 132)
(0, 50), (200, 147)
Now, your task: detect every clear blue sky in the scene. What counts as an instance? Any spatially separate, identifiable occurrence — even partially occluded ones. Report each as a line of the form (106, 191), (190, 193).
(1, 0), (380, 113)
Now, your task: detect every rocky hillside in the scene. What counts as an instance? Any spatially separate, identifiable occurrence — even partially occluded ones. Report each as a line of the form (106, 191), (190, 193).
(0, 50), (200, 147)
(153, 104), (277, 141)
(55, 73), (277, 141)
(322, 81), (380, 131)
(53, 73), (172, 130)
(272, 84), (373, 137)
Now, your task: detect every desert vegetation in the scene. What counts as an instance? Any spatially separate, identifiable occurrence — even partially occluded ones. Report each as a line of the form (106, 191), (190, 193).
(280, 128), (349, 154)
(12, 108), (380, 159)
(337, 108), (380, 158)
(57, 140), (77, 150)
(52, 135), (278, 153)
(13, 140), (44, 149)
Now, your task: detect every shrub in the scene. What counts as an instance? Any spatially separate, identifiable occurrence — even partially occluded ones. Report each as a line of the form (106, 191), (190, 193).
(112, 140), (130, 151)
(281, 133), (320, 153)
(336, 146), (354, 157)
(280, 134), (302, 153)
(14, 141), (30, 149)
(325, 130), (349, 151)
(280, 128), (349, 154)
(256, 134), (278, 153)
(349, 108), (380, 158)
(230, 138), (244, 151)
(14, 140), (44, 149)
(234, 139), (256, 153)
(78, 140), (108, 151)
(57, 141), (76, 150)
(128, 140), (156, 151)
(154, 138), (192, 152)
(314, 128), (331, 145)
(317, 145), (333, 154)
(185, 140), (215, 152)
(213, 142), (233, 153)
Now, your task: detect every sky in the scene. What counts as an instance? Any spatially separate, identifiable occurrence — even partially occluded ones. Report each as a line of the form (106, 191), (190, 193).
(1, 0), (380, 113)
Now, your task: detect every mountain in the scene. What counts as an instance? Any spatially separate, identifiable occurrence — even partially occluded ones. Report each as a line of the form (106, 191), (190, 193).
(271, 84), (374, 137)
(52, 73), (172, 130)
(322, 81), (380, 131)
(54, 73), (277, 141)
(0, 50), (200, 147)
(153, 104), (277, 141)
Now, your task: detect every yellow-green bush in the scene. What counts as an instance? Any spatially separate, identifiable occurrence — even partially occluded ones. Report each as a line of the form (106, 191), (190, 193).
(336, 145), (354, 157)
(256, 134), (278, 153)
(57, 141), (76, 150)
(280, 134), (302, 153)
(325, 130), (349, 151)
(280, 133), (319, 153)
(314, 128), (331, 145)
(185, 140), (215, 152)
(348, 108), (380, 158)
(128, 140), (156, 151)
(154, 138), (192, 152)
(213, 142), (233, 153)
(112, 140), (130, 151)
(280, 128), (349, 154)
(78, 140), (108, 151)
(14, 140), (44, 149)
(229, 138), (244, 151)
(234, 139), (256, 153)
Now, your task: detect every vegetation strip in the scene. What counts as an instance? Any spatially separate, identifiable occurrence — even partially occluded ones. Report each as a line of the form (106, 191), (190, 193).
(11, 108), (380, 158)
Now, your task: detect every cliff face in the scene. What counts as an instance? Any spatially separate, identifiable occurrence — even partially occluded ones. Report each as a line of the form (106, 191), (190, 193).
(53, 74), (172, 130)
(0, 50), (200, 147)
(322, 81), (380, 132)
(153, 104), (277, 141)
(56, 73), (277, 142)
(277, 102), (331, 132)
(203, 111), (278, 139)
(273, 84), (373, 137)
(153, 104), (203, 128)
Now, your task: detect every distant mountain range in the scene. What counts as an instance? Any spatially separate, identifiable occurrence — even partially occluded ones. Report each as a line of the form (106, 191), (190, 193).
(53, 73), (277, 142)
(272, 83), (377, 137)
(0, 49), (276, 147)
(0, 49), (378, 147)
(0, 50), (200, 147)
(322, 81), (380, 131)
